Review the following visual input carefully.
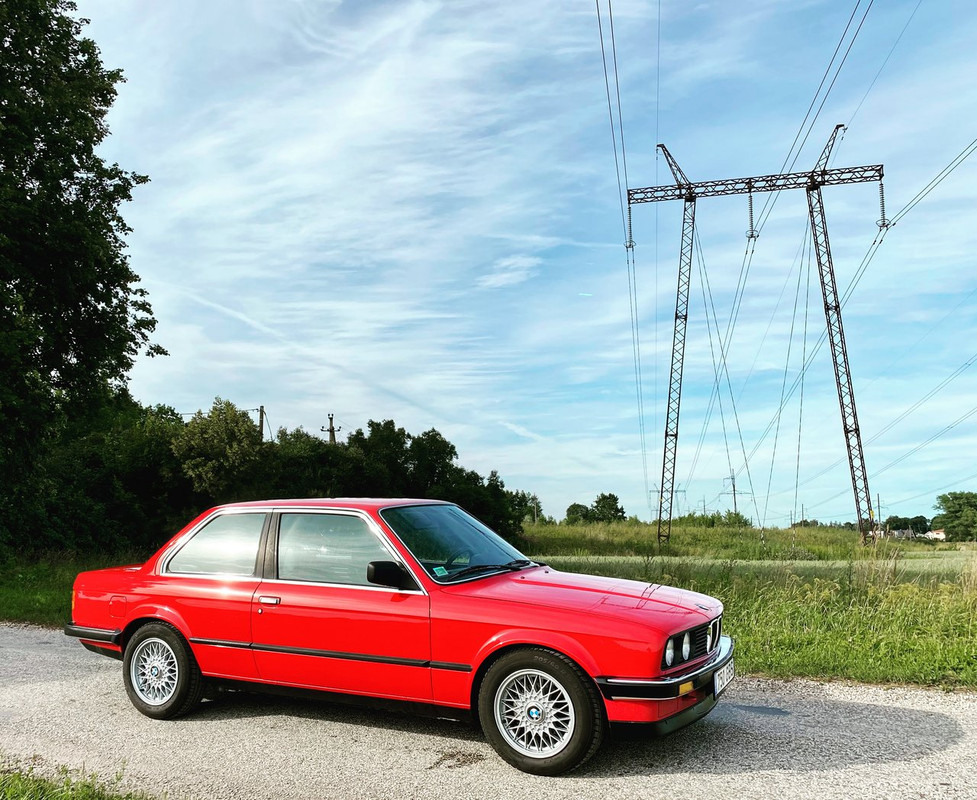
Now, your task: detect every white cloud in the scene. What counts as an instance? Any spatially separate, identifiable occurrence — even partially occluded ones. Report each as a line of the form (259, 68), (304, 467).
(477, 256), (542, 289)
(77, 0), (977, 524)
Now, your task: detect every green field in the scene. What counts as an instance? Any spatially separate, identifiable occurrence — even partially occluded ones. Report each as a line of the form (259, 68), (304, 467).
(2, 524), (975, 688)
(524, 522), (977, 688)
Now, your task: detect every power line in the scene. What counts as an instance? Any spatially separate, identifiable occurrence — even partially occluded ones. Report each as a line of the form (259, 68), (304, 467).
(888, 136), (977, 226)
(596, 0), (652, 516)
(653, 0), (663, 515)
(889, 468), (977, 508)
(847, 0), (923, 127)
(755, 0), (875, 235)
(596, 1), (628, 242)
(873, 404), (977, 477)
(793, 242), (814, 527)
(763, 231), (813, 528)
(687, 226), (763, 530)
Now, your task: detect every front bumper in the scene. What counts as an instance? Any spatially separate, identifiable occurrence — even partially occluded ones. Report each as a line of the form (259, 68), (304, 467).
(596, 635), (734, 726)
(595, 634), (734, 701)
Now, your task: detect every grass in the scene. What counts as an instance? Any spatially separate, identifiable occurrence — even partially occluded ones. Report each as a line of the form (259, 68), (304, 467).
(538, 553), (977, 687)
(522, 519), (971, 563)
(0, 765), (150, 800)
(0, 552), (146, 627)
(2, 526), (975, 688)
(525, 522), (977, 689)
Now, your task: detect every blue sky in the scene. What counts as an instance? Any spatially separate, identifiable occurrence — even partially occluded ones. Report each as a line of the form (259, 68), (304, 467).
(76, 0), (977, 527)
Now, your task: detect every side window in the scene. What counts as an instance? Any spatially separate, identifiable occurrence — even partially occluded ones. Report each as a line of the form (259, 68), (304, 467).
(277, 513), (390, 586)
(167, 513), (265, 576)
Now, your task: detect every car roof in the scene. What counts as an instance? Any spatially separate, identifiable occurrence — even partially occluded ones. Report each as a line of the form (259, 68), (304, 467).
(211, 498), (452, 513)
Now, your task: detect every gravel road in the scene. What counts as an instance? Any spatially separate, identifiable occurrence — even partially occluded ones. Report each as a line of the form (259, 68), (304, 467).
(1, 623), (974, 800)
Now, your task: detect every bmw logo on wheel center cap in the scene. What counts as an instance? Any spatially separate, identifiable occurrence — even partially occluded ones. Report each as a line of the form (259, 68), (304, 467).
(527, 705), (543, 721)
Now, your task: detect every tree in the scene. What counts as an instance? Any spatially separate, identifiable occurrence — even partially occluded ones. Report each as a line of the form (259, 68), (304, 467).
(909, 515), (929, 534)
(10, 388), (193, 553)
(522, 493), (549, 525)
(721, 510), (753, 528)
(931, 492), (977, 541)
(564, 503), (591, 525)
(0, 1), (160, 504)
(407, 428), (459, 495)
(171, 398), (262, 502)
(590, 492), (625, 523)
(259, 426), (351, 499)
(346, 420), (412, 496)
(885, 515), (912, 532)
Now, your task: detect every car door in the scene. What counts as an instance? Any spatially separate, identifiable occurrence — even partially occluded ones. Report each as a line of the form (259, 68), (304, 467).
(250, 510), (433, 701)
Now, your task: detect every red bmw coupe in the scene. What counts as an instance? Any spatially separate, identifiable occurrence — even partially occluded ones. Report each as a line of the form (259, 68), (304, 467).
(66, 498), (734, 775)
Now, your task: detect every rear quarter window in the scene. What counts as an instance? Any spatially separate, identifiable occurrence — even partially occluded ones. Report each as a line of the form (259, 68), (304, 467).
(167, 513), (265, 576)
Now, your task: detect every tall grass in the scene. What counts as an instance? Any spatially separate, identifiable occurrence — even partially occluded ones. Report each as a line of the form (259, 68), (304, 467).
(537, 549), (977, 688)
(527, 524), (977, 688)
(523, 520), (969, 562)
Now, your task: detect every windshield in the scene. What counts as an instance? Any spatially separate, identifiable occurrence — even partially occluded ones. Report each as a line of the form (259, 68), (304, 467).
(380, 504), (531, 583)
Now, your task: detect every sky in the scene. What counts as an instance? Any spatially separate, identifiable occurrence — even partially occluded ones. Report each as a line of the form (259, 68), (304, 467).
(74, 0), (977, 527)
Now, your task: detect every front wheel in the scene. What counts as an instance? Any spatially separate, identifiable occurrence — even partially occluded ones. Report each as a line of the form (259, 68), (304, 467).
(123, 622), (203, 720)
(477, 648), (605, 775)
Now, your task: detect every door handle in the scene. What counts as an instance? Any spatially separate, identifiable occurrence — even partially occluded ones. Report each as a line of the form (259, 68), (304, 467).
(258, 596), (281, 605)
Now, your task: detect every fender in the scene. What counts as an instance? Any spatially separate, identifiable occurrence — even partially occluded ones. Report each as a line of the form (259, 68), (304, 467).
(471, 627), (603, 680)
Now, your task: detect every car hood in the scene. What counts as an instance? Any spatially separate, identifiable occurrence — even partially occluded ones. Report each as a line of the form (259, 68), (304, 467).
(446, 565), (721, 631)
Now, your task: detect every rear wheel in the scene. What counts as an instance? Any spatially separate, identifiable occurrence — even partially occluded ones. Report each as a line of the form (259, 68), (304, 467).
(123, 623), (203, 719)
(477, 648), (605, 775)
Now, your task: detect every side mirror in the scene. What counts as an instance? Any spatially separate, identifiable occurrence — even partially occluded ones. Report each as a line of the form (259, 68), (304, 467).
(367, 560), (420, 591)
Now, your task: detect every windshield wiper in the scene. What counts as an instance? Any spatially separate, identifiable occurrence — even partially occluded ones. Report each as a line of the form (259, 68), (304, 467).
(447, 559), (534, 581)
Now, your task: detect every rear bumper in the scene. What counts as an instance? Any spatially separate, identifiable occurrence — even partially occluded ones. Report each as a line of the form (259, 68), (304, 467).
(64, 624), (122, 645)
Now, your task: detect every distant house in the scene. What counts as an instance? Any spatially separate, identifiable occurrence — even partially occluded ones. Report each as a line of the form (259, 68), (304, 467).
(922, 529), (946, 541)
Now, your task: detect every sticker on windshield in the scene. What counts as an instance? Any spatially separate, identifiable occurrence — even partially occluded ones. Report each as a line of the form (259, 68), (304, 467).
(433, 566), (448, 577)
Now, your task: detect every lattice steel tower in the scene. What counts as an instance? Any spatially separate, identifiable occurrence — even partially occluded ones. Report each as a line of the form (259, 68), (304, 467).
(629, 125), (882, 545)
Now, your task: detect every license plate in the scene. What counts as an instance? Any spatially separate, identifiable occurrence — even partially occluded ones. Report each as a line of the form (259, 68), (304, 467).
(714, 659), (734, 696)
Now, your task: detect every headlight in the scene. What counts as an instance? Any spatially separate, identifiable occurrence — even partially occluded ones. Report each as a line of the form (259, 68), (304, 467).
(682, 632), (691, 660)
(665, 638), (675, 667)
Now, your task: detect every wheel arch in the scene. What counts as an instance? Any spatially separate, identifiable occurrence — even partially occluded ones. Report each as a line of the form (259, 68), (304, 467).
(120, 611), (190, 652)
(468, 636), (604, 725)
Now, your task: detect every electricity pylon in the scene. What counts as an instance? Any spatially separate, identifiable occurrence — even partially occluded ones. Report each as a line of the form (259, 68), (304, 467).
(629, 125), (882, 545)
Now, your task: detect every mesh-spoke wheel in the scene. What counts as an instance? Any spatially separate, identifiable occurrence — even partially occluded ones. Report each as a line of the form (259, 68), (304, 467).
(478, 648), (605, 776)
(123, 623), (203, 720)
(130, 638), (179, 705)
(494, 668), (576, 757)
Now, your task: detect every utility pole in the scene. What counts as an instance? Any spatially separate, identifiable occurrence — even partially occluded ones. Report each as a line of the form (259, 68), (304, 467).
(628, 124), (883, 545)
(321, 413), (341, 444)
(258, 405), (265, 442)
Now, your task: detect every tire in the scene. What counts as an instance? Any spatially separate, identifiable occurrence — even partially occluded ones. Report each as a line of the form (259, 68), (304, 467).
(123, 622), (204, 720)
(477, 648), (605, 776)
